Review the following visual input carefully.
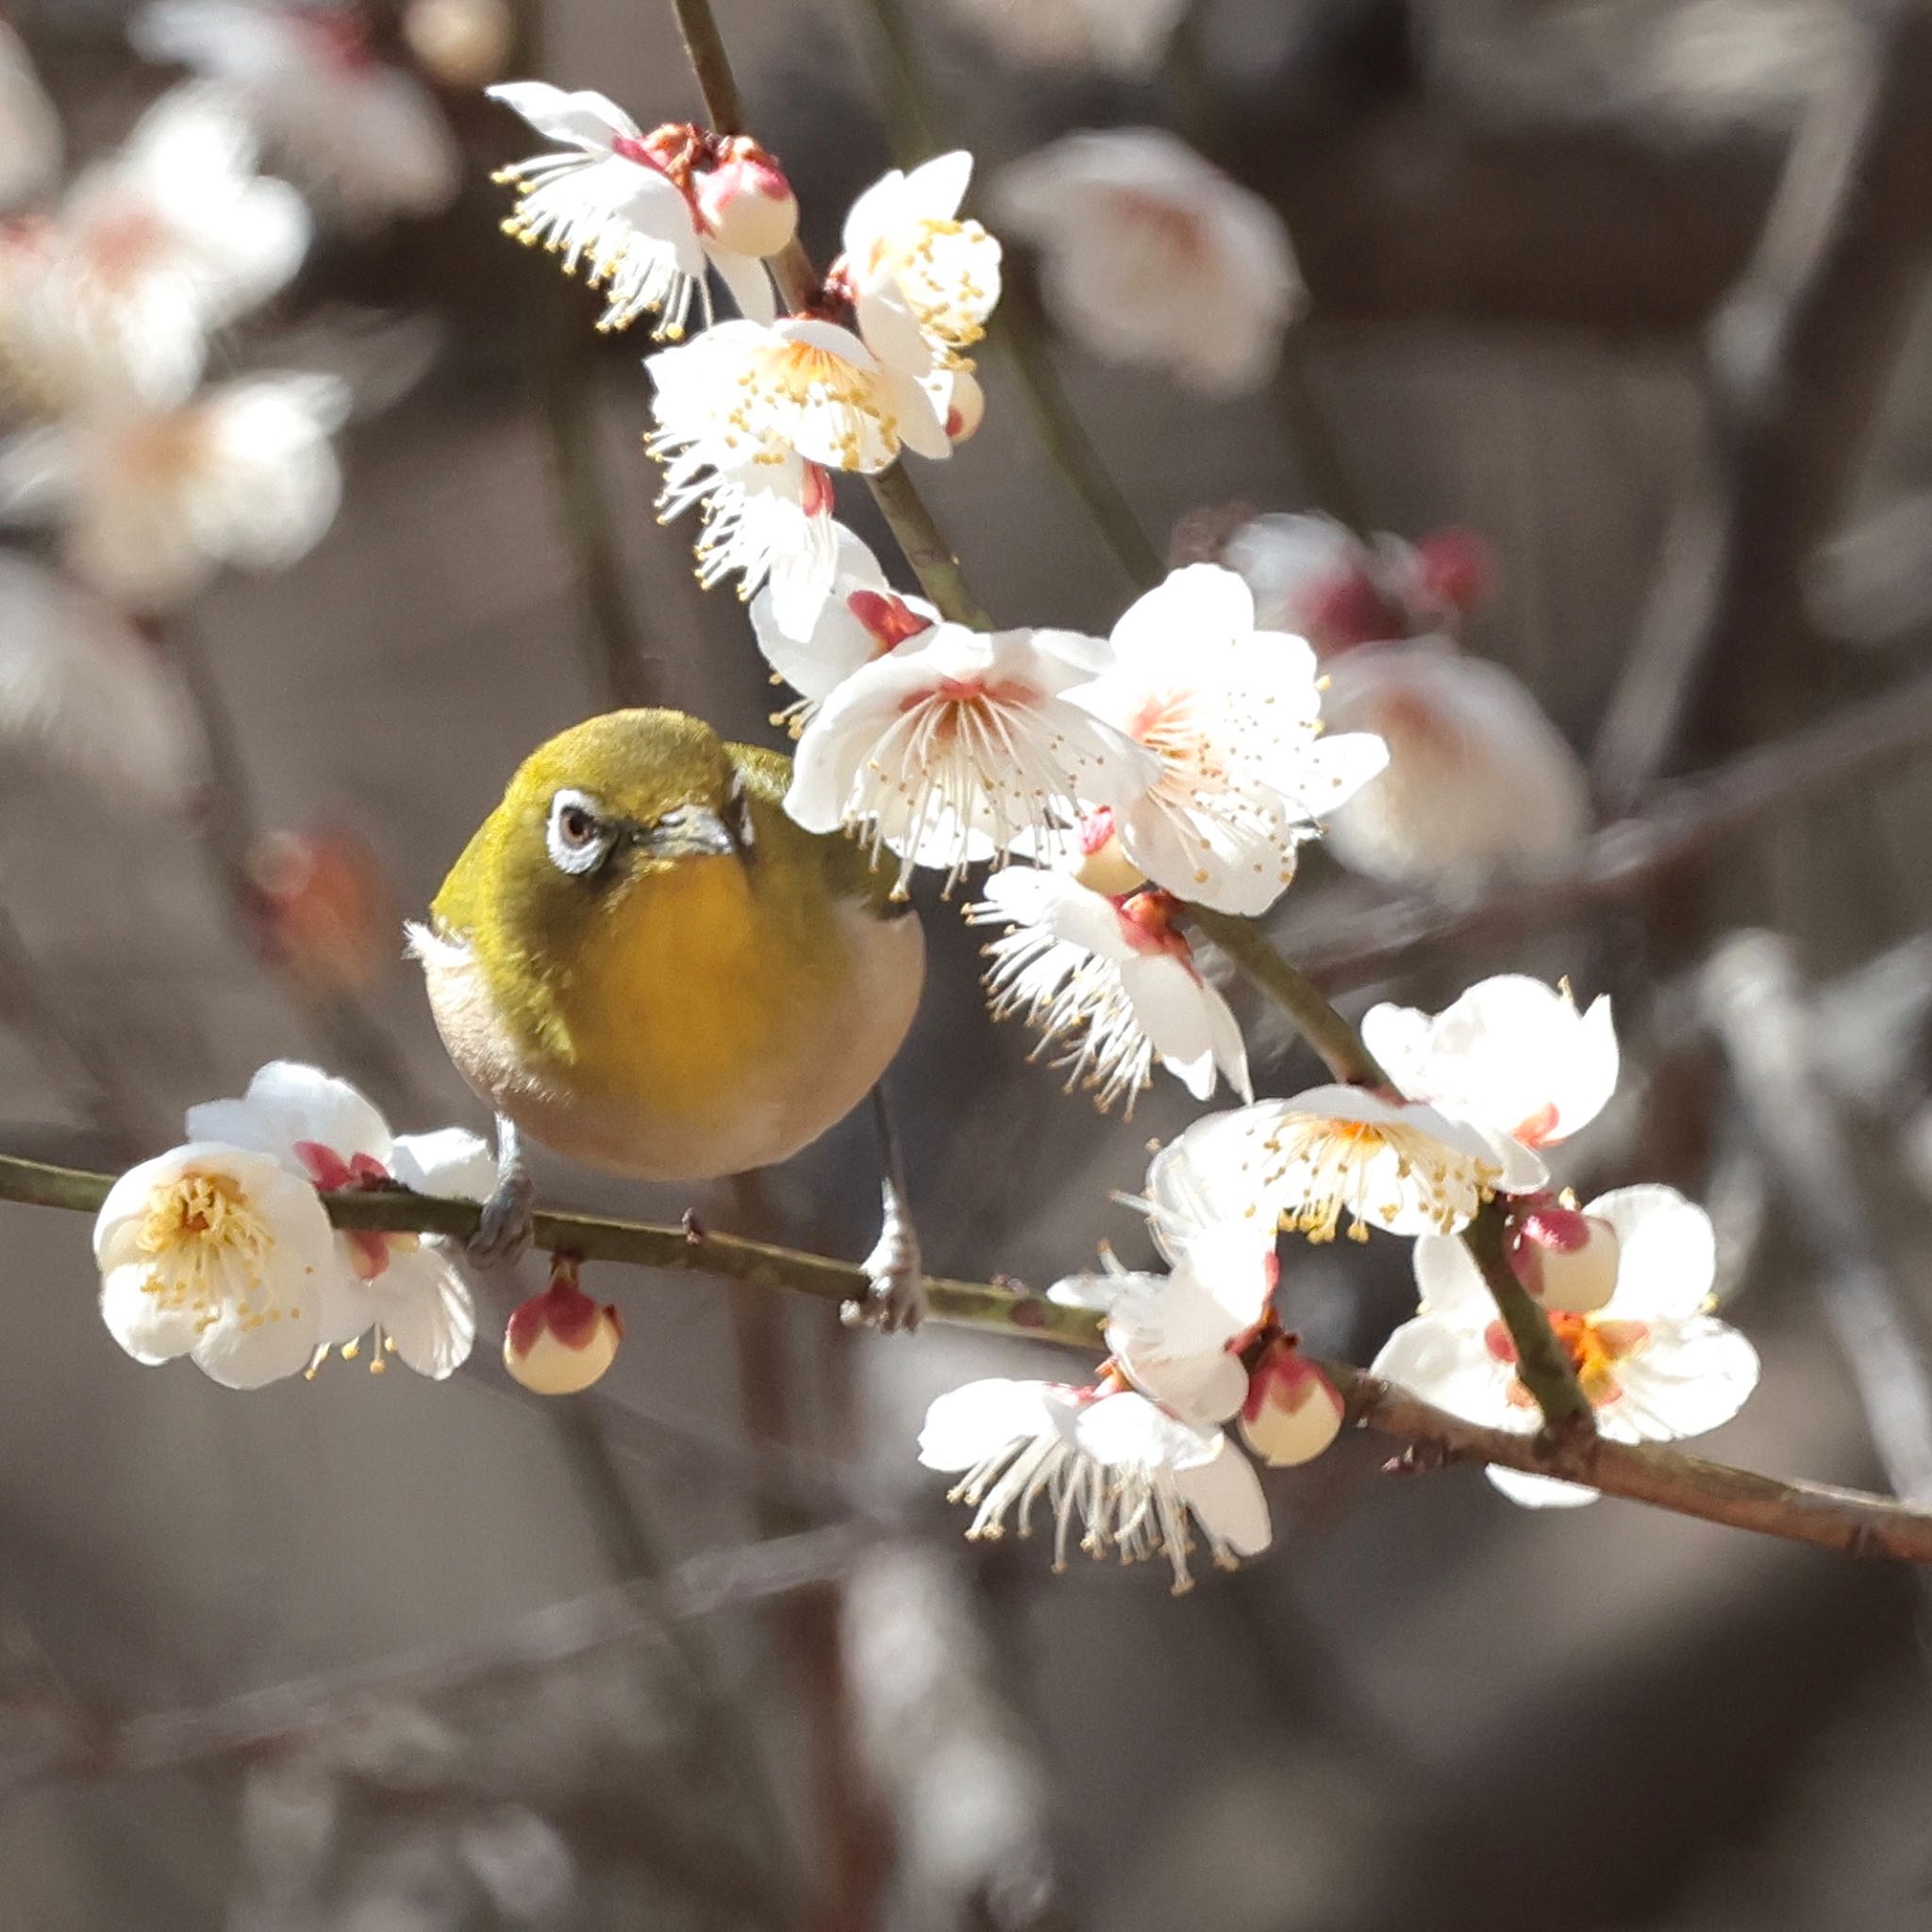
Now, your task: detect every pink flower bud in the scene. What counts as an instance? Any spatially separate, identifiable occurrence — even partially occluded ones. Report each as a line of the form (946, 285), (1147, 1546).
(696, 142), (798, 258)
(1239, 1342), (1344, 1467)
(941, 368), (985, 442)
(1508, 1205), (1621, 1315)
(504, 1260), (624, 1395)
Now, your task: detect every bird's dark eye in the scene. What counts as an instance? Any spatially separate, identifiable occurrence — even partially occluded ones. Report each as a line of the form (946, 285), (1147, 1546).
(545, 789), (611, 875)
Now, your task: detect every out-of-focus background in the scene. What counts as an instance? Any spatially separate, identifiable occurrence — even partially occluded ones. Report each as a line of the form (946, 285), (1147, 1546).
(6, 0), (1932, 1925)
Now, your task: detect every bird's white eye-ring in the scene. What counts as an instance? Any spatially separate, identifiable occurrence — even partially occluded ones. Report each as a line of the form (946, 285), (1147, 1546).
(546, 789), (611, 875)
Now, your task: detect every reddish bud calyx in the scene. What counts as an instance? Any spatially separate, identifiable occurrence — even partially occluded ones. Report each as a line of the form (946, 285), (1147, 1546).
(1240, 1341), (1344, 1467)
(505, 1257), (625, 1395)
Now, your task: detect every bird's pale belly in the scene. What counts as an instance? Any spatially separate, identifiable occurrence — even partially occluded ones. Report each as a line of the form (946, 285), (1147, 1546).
(420, 878), (924, 1181)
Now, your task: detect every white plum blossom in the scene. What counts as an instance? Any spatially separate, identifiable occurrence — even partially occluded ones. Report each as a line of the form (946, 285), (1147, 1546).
(1066, 563), (1388, 913)
(1374, 1186), (1759, 1507)
(1146, 1088), (1546, 1248)
(0, 25), (61, 211)
(0, 372), (348, 609)
(943, 0), (1189, 75)
(838, 151), (1001, 378)
(991, 128), (1302, 396)
(750, 523), (936, 725)
(1222, 512), (1490, 656)
(487, 85), (790, 335)
(186, 1061), (494, 1379)
(661, 442), (839, 632)
(969, 865), (1252, 1109)
(919, 1376), (1269, 1591)
(785, 620), (1153, 893)
(12, 88), (308, 410)
(1361, 975), (1619, 1154)
(132, 0), (461, 225)
(1317, 639), (1591, 885)
(95, 1141), (342, 1389)
(0, 556), (201, 807)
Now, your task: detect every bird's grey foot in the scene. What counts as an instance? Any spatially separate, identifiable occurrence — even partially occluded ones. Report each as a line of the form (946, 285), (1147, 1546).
(468, 1115), (535, 1267)
(844, 1178), (925, 1333)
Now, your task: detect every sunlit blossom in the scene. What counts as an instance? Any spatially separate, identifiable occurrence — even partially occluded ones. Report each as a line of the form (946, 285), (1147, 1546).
(186, 1060), (492, 1379)
(1361, 974), (1619, 1154)
(1374, 1186), (1758, 1507)
(838, 150), (1001, 378)
(11, 88), (307, 410)
(1066, 563), (1388, 914)
(991, 128), (1301, 395)
(1317, 639), (1591, 885)
(918, 1374), (1270, 1591)
(133, 0), (461, 225)
(488, 85), (790, 335)
(95, 1141), (341, 1388)
(1145, 1088), (1546, 1248)
(785, 621), (1152, 893)
(0, 372), (348, 608)
(969, 865), (1251, 1108)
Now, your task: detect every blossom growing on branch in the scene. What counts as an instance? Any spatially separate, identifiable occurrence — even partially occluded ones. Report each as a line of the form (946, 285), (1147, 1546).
(784, 619), (1152, 893)
(1065, 563), (1389, 914)
(186, 1060), (493, 1378)
(969, 863), (1252, 1108)
(991, 129), (1302, 395)
(1316, 639), (1591, 884)
(0, 372), (348, 608)
(837, 151), (1001, 379)
(487, 85), (792, 335)
(95, 1141), (341, 1389)
(1361, 974), (1618, 1155)
(1374, 1187), (1759, 1507)
(133, 0), (461, 225)
(9, 88), (308, 410)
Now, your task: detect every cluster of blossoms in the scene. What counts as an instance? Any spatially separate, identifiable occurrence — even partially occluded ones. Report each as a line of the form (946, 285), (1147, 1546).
(923, 974), (1760, 1584)
(95, 1059), (623, 1394)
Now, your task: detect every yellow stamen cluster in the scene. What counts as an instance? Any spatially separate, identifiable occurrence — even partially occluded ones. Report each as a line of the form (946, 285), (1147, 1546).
(136, 1169), (290, 1334)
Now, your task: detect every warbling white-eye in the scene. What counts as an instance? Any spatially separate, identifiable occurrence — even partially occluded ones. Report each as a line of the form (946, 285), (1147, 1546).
(410, 708), (927, 1326)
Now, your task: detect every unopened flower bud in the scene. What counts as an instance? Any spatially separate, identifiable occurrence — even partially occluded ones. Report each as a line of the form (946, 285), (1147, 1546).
(1413, 527), (1491, 616)
(246, 824), (396, 998)
(504, 1260), (624, 1395)
(404, 0), (513, 86)
(1508, 1204), (1620, 1315)
(940, 366), (985, 442)
(1071, 808), (1147, 898)
(696, 142), (798, 258)
(1240, 1341), (1344, 1467)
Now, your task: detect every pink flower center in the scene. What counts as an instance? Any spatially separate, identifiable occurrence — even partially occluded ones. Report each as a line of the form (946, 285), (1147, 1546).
(1078, 807), (1118, 856)
(294, 1141), (412, 1280)
(847, 589), (931, 652)
(1114, 889), (1193, 966)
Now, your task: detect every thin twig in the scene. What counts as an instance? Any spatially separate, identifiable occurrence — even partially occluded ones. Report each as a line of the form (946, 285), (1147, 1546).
(1290, 663), (1932, 992)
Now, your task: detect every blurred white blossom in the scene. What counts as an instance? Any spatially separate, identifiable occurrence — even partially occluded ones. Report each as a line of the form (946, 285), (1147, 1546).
(970, 864), (1252, 1108)
(992, 128), (1301, 395)
(1374, 1186), (1758, 1506)
(95, 1141), (341, 1388)
(1317, 639), (1591, 885)
(0, 25), (61, 211)
(186, 1059), (492, 1378)
(784, 619), (1152, 893)
(403, 0), (513, 89)
(489, 85), (791, 334)
(9, 88), (307, 410)
(1361, 974), (1618, 1154)
(1066, 563), (1388, 913)
(0, 556), (200, 806)
(0, 371), (348, 608)
(132, 0), (460, 225)
(943, 0), (1189, 75)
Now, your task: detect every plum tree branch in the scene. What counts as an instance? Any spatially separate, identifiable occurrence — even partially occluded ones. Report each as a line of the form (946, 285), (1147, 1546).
(7, 1151), (1921, 1558)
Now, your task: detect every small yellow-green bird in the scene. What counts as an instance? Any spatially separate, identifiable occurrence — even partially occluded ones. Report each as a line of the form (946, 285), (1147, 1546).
(409, 708), (927, 1325)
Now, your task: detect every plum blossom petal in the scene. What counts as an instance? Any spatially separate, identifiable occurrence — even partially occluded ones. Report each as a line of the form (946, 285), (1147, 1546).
(95, 1141), (341, 1388)
(787, 624), (1153, 894)
(134, 1), (460, 225)
(1361, 974), (1619, 1151)
(969, 866), (1250, 1108)
(1318, 639), (1591, 885)
(0, 25), (61, 211)
(1067, 563), (1388, 913)
(991, 128), (1301, 395)
(1379, 1185), (1757, 1507)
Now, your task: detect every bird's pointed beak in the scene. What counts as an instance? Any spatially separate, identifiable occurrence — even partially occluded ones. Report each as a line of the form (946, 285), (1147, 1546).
(641, 805), (738, 862)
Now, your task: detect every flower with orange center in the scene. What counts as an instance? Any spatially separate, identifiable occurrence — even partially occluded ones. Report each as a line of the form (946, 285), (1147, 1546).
(1374, 1185), (1759, 1507)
